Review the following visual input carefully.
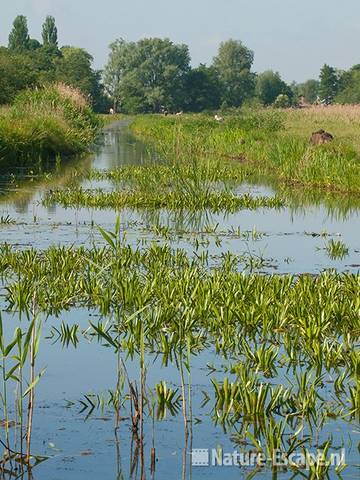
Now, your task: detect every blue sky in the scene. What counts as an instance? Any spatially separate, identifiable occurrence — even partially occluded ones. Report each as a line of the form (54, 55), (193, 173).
(2, 0), (360, 82)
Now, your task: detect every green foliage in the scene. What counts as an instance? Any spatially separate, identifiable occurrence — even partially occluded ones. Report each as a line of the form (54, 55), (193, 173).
(295, 79), (319, 104)
(44, 187), (284, 212)
(213, 39), (255, 107)
(0, 84), (99, 162)
(2, 15), (108, 112)
(256, 70), (293, 106)
(54, 46), (108, 110)
(104, 38), (190, 113)
(184, 65), (222, 112)
(0, 48), (37, 104)
(8, 15), (30, 52)
(325, 239), (349, 260)
(131, 112), (360, 193)
(319, 64), (339, 104)
(42, 16), (58, 48)
(273, 93), (290, 108)
(336, 67), (360, 104)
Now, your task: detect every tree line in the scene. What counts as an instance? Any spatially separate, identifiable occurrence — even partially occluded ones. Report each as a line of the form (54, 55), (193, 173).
(1, 15), (109, 111)
(2, 15), (360, 113)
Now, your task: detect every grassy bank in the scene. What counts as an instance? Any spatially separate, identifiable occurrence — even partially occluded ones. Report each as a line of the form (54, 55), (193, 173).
(130, 107), (360, 194)
(0, 84), (100, 163)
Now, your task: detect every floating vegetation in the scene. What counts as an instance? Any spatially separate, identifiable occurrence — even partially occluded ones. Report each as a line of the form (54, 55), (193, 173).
(43, 187), (285, 212)
(0, 215), (15, 225)
(87, 163), (248, 185)
(325, 239), (350, 260)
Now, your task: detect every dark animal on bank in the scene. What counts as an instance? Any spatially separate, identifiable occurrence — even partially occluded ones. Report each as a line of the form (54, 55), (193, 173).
(310, 129), (334, 145)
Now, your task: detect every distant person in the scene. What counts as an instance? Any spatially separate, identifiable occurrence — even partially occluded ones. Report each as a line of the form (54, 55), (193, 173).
(109, 108), (115, 115)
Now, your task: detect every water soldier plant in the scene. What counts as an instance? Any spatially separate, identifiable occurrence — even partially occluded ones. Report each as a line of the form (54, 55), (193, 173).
(43, 187), (285, 212)
(0, 219), (358, 476)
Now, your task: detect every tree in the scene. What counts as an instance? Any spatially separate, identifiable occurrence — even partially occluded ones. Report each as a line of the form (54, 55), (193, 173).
(184, 65), (221, 112)
(28, 39), (42, 51)
(55, 47), (96, 95)
(104, 38), (190, 113)
(212, 39), (255, 107)
(55, 47), (108, 111)
(104, 39), (138, 111)
(296, 79), (319, 104)
(336, 66), (360, 104)
(0, 48), (36, 104)
(8, 15), (30, 52)
(2, 16), (108, 110)
(42, 16), (58, 48)
(255, 70), (292, 106)
(318, 64), (339, 104)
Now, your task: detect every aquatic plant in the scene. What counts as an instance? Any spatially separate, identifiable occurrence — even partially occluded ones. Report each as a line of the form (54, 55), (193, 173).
(0, 215), (15, 225)
(43, 187), (285, 212)
(325, 239), (349, 260)
(0, 311), (45, 470)
(0, 227), (358, 475)
(155, 381), (181, 420)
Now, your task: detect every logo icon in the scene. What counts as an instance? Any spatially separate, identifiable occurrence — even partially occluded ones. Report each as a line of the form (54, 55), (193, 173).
(191, 449), (209, 466)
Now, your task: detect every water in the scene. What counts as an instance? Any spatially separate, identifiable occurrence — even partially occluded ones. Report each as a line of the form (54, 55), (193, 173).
(0, 122), (359, 479)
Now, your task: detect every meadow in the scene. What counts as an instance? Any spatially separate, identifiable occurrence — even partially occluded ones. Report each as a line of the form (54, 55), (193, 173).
(130, 106), (360, 194)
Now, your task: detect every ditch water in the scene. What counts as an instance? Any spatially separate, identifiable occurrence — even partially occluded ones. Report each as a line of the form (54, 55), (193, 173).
(0, 121), (359, 479)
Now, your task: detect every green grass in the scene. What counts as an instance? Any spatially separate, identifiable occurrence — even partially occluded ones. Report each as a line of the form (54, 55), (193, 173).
(130, 108), (360, 194)
(0, 84), (100, 163)
(325, 239), (350, 260)
(43, 186), (285, 212)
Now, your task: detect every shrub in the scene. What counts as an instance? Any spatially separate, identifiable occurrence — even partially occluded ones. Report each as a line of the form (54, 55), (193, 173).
(0, 83), (100, 162)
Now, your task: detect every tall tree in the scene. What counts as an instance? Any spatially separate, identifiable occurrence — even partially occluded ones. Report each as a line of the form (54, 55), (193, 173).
(42, 16), (58, 48)
(104, 39), (135, 111)
(184, 65), (221, 112)
(104, 38), (190, 113)
(8, 15), (30, 52)
(55, 47), (95, 95)
(255, 70), (293, 106)
(55, 46), (108, 111)
(0, 48), (36, 104)
(212, 39), (255, 107)
(319, 64), (339, 104)
(336, 65), (360, 104)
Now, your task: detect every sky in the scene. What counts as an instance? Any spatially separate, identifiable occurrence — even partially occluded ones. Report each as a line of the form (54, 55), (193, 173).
(1, 0), (360, 83)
